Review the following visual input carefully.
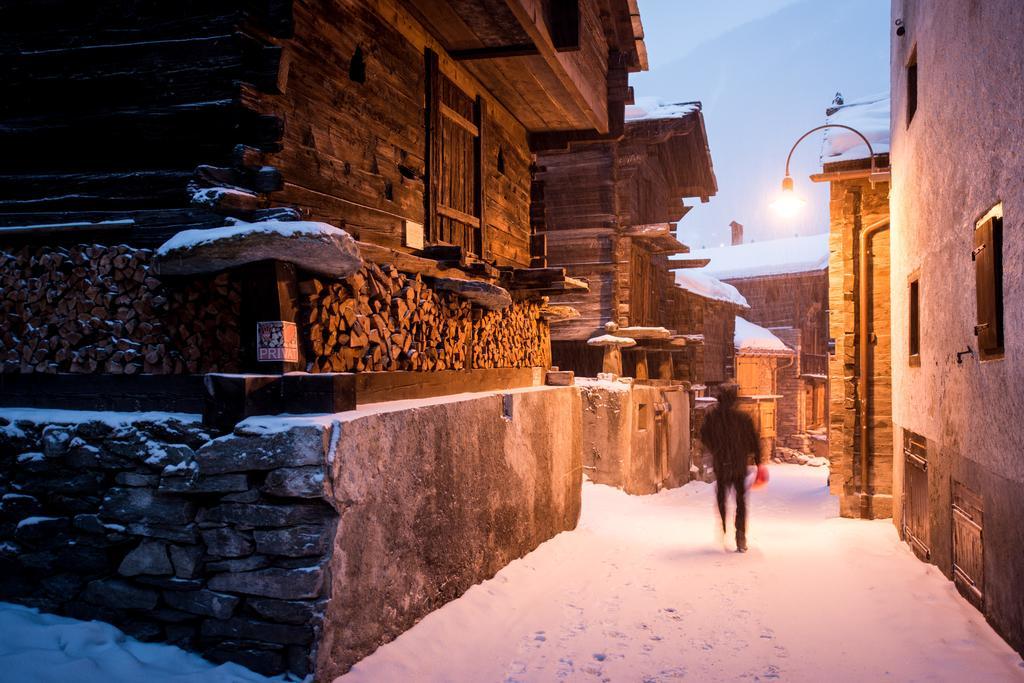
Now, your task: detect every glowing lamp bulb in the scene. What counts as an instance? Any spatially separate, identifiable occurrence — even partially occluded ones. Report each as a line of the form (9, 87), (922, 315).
(771, 175), (806, 217)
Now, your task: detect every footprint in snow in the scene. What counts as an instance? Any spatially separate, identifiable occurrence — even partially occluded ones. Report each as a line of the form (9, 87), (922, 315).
(760, 628), (775, 640)
(593, 653), (607, 662)
(534, 631), (547, 642)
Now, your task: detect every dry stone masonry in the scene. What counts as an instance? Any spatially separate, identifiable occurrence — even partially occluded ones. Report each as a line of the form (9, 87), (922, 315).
(0, 412), (335, 677)
(0, 385), (584, 678)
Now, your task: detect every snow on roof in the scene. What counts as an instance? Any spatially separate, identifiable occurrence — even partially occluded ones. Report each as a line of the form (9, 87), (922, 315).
(625, 96), (700, 122)
(673, 270), (749, 308)
(684, 233), (829, 281)
(821, 93), (890, 164)
(734, 316), (793, 354)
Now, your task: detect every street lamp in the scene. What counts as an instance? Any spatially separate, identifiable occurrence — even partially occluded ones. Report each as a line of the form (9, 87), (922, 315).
(773, 124), (880, 215)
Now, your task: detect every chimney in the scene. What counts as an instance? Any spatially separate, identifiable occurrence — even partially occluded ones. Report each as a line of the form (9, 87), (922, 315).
(730, 221), (744, 246)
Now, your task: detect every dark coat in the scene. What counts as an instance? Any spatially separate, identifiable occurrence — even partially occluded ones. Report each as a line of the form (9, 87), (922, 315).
(700, 399), (761, 481)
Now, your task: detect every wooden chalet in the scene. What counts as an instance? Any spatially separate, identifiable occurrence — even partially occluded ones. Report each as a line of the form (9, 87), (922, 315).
(733, 315), (796, 461)
(533, 100), (718, 378)
(0, 0), (648, 413)
(688, 233), (831, 449)
(667, 269), (749, 388)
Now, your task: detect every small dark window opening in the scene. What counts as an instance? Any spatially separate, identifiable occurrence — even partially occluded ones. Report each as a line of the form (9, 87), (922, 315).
(906, 48), (918, 125)
(349, 46), (366, 83)
(496, 147), (506, 175)
(974, 209), (1004, 359)
(909, 278), (920, 364)
(383, 180), (393, 202)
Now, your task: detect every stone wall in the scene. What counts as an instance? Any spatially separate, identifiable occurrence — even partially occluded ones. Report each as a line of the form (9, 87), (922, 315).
(825, 176), (891, 519)
(0, 384), (583, 678)
(0, 409), (335, 677)
(578, 379), (690, 495)
(889, 0), (1024, 656)
(770, 327), (801, 444)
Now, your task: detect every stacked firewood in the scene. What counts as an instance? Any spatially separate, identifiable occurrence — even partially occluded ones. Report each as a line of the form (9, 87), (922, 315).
(300, 263), (472, 373)
(300, 263), (549, 373)
(472, 301), (550, 369)
(0, 245), (241, 374)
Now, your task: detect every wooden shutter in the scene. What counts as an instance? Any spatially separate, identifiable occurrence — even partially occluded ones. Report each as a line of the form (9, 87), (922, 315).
(425, 50), (486, 258)
(973, 215), (1003, 357)
(952, 481), (984, 609)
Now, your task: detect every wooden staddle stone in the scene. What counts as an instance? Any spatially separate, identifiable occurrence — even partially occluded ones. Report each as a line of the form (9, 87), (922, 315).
(634, 350), (649, 379)
(657, 352), (674, 380)
(587, 333), (636, 376)
(153, 220), (362, 280)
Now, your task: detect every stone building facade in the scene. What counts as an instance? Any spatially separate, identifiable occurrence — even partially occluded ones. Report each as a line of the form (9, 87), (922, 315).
(888, 0), (1024, 657)
(818, 173), (891, 519)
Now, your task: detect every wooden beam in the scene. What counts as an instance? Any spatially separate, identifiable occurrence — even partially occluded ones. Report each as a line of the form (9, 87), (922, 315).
(439, 101), (480, 137)
(437, 203), (482, 227)
(502, 0), (607, 132)
(0, 374), (206, 414)
(357, 240), (477, 279)
(354, 367), (543, 405)
(623, 222), (673, 237)
(237, 260), (305, 374)
(669, 258), (711, 270)
(449, 44), (539, 60)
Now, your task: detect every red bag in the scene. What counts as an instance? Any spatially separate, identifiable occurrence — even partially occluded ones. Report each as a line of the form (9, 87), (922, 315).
(751, 463), (770, 490)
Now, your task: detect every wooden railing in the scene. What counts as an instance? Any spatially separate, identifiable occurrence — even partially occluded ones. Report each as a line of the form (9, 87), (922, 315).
(801, 353), (828, 376)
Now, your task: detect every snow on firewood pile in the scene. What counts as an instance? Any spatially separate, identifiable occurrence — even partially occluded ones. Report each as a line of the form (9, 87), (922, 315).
(684, 233), (829, 281)
(735, 316), (793, 354)
(673, 269), (749, 308)
(821, 92), (890, 164)
(625, 96), (701, 122)
(0, 602), (286, 683)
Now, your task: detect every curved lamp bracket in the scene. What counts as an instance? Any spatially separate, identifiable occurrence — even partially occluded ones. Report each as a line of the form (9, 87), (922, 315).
(783, 123), (877, 182)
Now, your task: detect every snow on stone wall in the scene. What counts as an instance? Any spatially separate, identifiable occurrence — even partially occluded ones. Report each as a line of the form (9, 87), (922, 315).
(0, 386), (584, 678)
(0, 409), (335, 677)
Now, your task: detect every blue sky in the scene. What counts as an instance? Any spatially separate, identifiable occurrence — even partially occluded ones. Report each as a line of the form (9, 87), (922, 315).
(631, 0), (890, 248)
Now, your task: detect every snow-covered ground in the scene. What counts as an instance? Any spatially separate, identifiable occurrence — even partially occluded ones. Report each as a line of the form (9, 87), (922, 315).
(0, 602), (287, 683)
(341, 466), (1024, 682)
(3, 466), (1021, 682)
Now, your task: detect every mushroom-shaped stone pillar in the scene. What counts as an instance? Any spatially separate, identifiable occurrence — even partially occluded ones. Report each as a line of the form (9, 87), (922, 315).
(586, 334), (636, 376)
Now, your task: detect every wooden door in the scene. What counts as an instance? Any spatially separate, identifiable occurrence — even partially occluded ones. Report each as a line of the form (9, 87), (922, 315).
(902, 429), (929, 560)
(426, 50), (485, 257)
(953, 481), (984, 609)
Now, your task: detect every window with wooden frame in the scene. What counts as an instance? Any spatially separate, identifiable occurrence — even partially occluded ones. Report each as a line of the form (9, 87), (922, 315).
(906, 47), (918, 126)
(425, 50), (486, 259)
(908, 274), (920, 365)
(973, 204), (1004, 360)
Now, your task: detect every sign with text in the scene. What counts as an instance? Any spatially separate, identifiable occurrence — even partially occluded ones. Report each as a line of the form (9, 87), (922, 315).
(256, 320), (298, 362)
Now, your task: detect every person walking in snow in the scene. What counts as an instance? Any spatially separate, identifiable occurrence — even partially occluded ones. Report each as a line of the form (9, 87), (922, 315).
(700, 383), (761, 552)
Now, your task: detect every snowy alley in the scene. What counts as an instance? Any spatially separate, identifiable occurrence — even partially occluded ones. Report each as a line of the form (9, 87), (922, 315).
(341, 466), (1024, 682)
